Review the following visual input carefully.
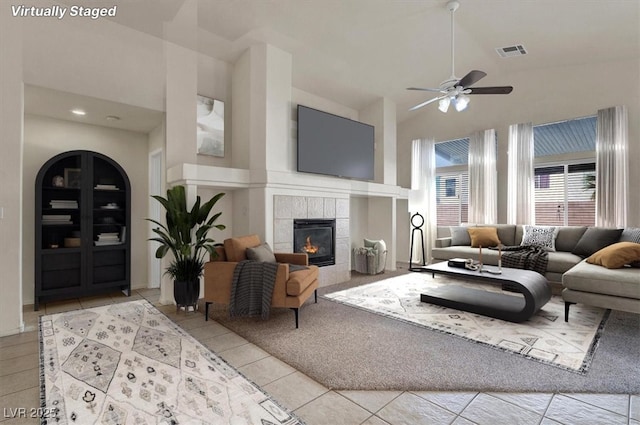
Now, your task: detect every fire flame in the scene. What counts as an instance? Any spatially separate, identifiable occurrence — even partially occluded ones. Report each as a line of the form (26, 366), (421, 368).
(303, 236), (319, 254)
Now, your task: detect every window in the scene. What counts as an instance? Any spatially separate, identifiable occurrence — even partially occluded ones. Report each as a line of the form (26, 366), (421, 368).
(533, 116), (596, 226)
(534, 163), (595, 226)
(435, 138), (469, 226)
(436, 172), (469, 225)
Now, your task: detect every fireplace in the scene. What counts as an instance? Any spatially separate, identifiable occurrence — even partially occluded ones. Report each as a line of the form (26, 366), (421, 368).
(293, 219), (336, 267)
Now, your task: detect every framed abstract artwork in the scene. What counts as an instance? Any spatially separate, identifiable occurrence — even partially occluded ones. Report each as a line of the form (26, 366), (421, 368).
(196, 95), (225, 157)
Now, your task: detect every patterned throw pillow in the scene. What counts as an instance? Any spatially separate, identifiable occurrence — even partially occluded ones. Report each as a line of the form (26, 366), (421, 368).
(619, 228), (640, 267)
(521, 225), (558, 251)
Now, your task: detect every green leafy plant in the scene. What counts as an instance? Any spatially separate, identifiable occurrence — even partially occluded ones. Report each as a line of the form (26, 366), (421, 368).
(147, 186), (225, 282)
(583, 173), (596, 201)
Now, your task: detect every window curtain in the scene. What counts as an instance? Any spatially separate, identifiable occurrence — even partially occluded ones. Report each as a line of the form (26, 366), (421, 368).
(468, 129), (497, 224)
(507, 122), (535, 224)
(411, 138), (437, 263)
(596, 105), (628, 227)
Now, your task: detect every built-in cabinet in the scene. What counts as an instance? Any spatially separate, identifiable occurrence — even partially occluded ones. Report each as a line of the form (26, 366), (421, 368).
(34, 150), (131, 310)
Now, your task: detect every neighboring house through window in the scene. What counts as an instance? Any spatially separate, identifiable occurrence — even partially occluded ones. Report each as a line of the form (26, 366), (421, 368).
(533, 116), (596, 226)
(435, 138), (469, 226)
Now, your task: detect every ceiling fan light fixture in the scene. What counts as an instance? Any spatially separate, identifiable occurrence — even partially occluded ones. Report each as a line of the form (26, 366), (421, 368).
(438, 97), (451, 113)
(454, 94), (469, 111)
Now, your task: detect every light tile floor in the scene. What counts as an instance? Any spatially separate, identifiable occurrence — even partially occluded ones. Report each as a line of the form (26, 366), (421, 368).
(1, 288), (637, 425)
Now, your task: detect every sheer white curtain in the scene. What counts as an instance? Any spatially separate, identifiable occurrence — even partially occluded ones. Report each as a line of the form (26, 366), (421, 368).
(507, 122), (535, 224)
(468, 129), (497, 224)
(411, 138), (437, 263)
(596, 105), (629, 227)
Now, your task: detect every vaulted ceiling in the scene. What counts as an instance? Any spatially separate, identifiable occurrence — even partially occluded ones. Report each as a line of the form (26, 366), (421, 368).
(31, 0), (639, 127)
(104, 0), (639, 121)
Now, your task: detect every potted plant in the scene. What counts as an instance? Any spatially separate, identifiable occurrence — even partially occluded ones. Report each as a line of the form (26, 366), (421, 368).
(147, 185), (225, 310)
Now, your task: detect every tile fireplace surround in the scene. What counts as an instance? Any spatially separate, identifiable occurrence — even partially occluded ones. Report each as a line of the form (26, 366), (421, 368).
(273, 195), (350, 287)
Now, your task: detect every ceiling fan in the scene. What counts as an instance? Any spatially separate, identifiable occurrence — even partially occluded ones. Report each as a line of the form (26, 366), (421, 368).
(408, 0), (513, 112)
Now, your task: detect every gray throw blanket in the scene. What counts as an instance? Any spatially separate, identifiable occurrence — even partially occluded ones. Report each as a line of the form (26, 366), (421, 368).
(229, 261), (279, 320)
(494, 245), (549, 275)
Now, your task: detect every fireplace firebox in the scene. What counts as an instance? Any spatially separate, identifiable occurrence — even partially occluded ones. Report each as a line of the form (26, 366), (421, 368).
(293, 219), (336, 267)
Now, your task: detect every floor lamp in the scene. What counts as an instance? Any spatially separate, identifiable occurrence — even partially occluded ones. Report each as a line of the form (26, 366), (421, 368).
(408, 190), (427, 272)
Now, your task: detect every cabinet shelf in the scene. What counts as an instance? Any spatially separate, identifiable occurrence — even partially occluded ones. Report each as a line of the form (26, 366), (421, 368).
(35, 150), (131, 310)
(43, 247), (82, 254)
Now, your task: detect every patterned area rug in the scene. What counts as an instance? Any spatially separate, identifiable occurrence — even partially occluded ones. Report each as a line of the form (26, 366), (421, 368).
(39, 300), (304, 425)
(324, 273), (608, 373)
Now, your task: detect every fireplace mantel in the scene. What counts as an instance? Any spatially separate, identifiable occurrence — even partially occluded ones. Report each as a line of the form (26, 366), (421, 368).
(167, 163), (408, 199)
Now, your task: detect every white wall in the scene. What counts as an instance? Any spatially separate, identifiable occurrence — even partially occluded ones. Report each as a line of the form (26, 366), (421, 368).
(197, 54), (233, 168)
(0, 9), (24, 336)
(397, 58), (640, 227)
(21, 12), (165, 112)
(22, 115), (150, 304)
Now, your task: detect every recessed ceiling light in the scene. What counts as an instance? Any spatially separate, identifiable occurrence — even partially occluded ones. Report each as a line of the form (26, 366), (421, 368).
(105, 115), (121, 121)
(70, 109), (86, 116)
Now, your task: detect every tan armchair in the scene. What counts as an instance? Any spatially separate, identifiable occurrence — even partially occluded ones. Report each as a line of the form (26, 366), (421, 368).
(203, 234), (319, 328)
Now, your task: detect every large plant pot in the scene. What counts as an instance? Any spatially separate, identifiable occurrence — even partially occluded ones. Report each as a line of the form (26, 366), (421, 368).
(174, 279), (200, 311)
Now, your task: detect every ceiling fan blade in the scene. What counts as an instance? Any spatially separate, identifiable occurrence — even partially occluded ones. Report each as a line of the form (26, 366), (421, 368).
(409, 95), (444, 111)
(467, 86), (513, 95)
(407, 87), (445, 93)
(458, 70), (487, 88)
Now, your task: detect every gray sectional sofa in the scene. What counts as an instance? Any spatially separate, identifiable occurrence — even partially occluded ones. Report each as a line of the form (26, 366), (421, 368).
(432, 224), (640, 320)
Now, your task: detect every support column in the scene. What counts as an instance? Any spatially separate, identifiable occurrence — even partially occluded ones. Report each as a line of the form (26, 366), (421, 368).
(160, 0), (198, 305)
(231, 44), (293, 239)
(360, 97), (397, 185)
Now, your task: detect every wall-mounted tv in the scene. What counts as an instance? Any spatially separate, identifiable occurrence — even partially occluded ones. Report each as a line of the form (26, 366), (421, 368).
(297, 105), (375, 181)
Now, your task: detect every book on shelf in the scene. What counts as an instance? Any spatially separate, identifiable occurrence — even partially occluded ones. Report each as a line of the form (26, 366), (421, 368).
(94, 240), (122, 246)
(97, 232), (120, 241)
(120, 226), (126, 243)
(43, 214), (71, 220)
(49, 200), (78, 209)
(42, 214), (72, 224)
(95, 184), (119, 190)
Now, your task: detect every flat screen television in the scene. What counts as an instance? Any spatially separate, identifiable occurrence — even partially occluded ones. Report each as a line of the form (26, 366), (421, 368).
(297, 105), (375, 181)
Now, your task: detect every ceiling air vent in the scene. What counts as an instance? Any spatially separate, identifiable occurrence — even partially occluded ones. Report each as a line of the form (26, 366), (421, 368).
(496, 44), (527, 58)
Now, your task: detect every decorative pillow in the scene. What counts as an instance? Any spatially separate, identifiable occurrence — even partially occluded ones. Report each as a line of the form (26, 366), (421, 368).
(619, 228), (640, 267)
(572, 228), (624, 258)
(586, 242), (640, 269)
(449, 226), (471, 246)
(619, 228), (640, 243)
(246, 242), (276, 263)
(520, 225), (559, 251)
(467, 227), (501, 248)
(364, 238), (387, 254)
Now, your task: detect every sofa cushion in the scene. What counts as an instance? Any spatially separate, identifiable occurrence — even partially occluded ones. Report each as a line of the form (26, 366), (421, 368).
(287, 266), (319, 296)
(572, 228), (623, 258)
(521, 225), (559, 251)
(546, 251), (584, 274)
(555, 226), (588, 252)
(246, 242), (277, 263)
(224, 234), (262, 262)
(563, 260), (640, 299)
(586, 242), (640, 269)
(449, 226), (471, 246)
(491, 224), (517, 246)
(468, 227), (501, 248)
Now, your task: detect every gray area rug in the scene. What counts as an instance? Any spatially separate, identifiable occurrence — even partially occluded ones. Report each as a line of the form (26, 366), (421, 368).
(207, 267), (640, 393)
(324, 273), (608, 373)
